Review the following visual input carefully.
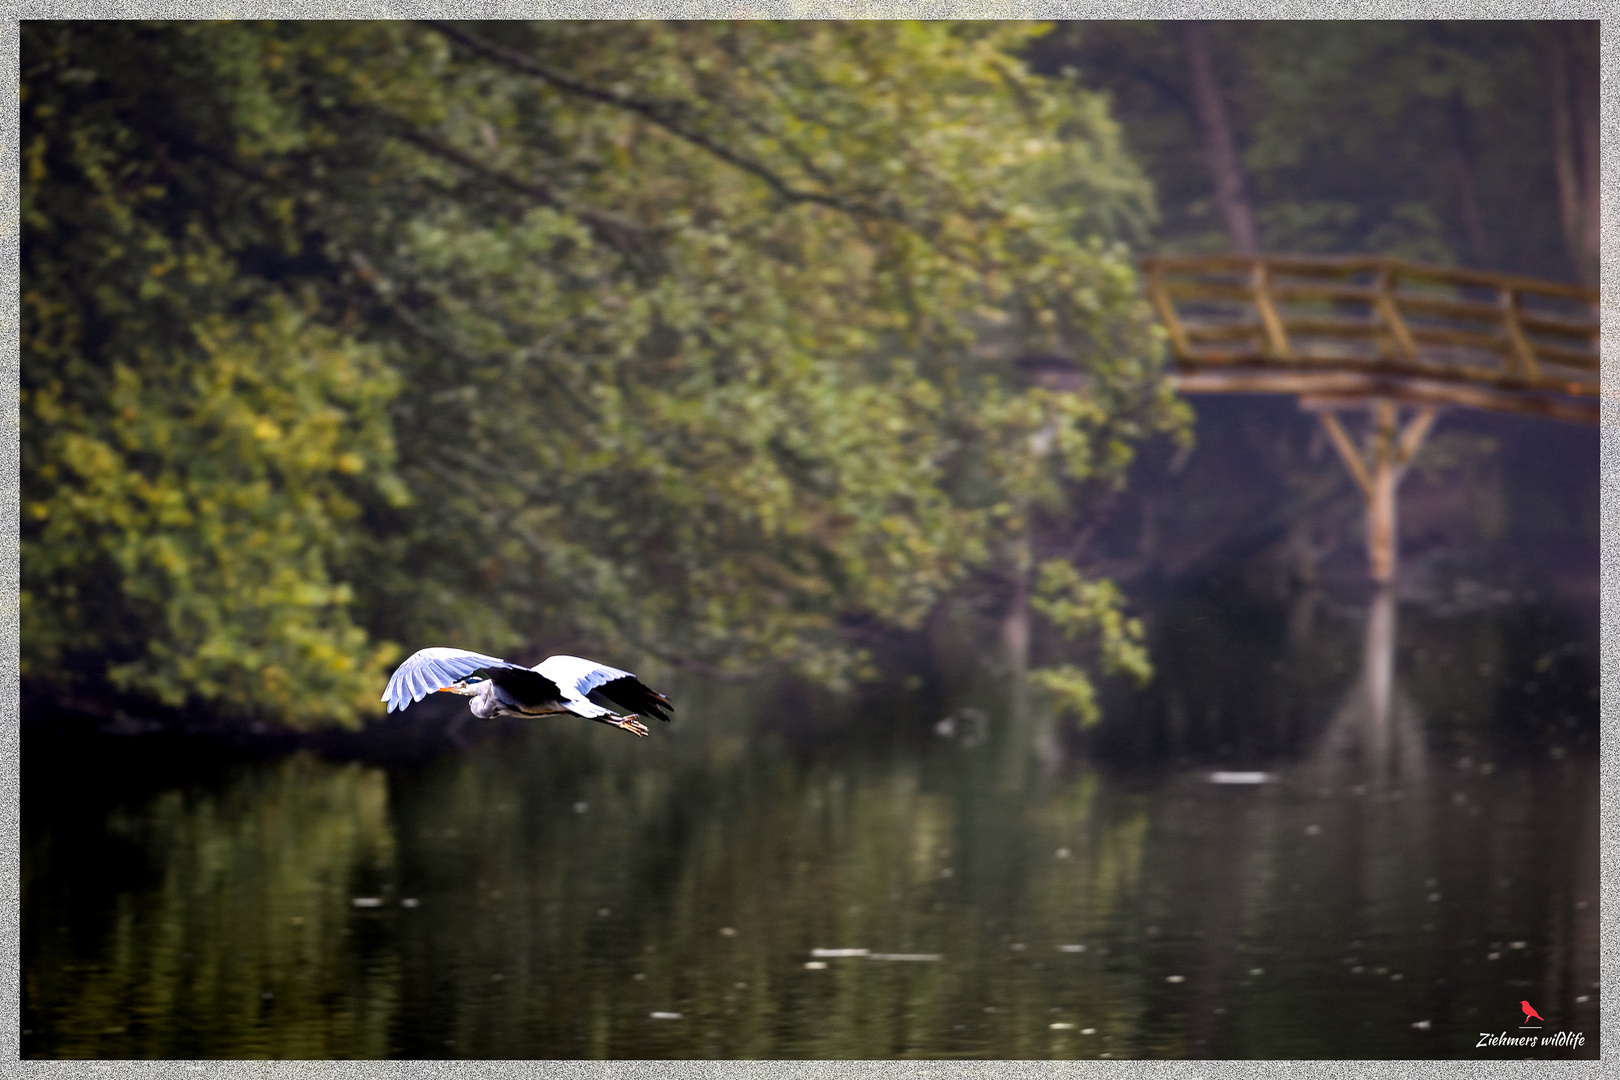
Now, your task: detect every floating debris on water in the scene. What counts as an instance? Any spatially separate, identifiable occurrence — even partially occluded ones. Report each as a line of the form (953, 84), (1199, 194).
(573, 802), (588, 813)
(1058, 944), (1086, 953)
(805, 961), (828, 970)
(1412, 1020), (1432, 1031)
(1050, 1022), (1075, 1030)
(811, 948), (869, 958)
(869, 953), (942, 962)
(1249, 968), (1264, 976)
(1304, 825), (1322, 836)
(1081, 1028), (1096, 1035)
(351, 897), (382, 908)
(649, 1011), (682, 1020)
(1166, 975), (1185, 983)
(401, 898), (419, 908)
(1054, 848), (1071, 859)
(1210, 771), (1271, 784)
(719, 927), (737, 937)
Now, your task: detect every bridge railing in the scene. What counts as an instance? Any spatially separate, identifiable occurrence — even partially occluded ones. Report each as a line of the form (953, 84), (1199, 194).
(1141, 255), (1599, 400)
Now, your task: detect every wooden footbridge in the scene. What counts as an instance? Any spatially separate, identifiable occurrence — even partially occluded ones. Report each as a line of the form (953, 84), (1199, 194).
(1142, 255), (1601, 583)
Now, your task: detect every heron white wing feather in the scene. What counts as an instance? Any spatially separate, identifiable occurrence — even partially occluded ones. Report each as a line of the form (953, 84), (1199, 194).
(382, 648), (523, 712)
(534, 654), (635, 700)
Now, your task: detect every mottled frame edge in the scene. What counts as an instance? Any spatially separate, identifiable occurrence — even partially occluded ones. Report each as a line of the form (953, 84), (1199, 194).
(1598, 7), (1617, 1080)
(2, 4), (1611, 1080)
(2, 5), (18, 1080)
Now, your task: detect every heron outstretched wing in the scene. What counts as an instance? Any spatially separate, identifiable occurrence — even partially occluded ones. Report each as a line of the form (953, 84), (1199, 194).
(536, 655), (675, 723)
(382, 647), (527, 713)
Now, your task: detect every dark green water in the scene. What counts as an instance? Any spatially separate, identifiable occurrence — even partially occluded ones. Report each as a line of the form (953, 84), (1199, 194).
(22, 589), (1599, 1060)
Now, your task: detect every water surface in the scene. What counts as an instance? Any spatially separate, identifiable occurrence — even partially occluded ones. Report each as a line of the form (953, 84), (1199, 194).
(22, 588), (1599, 1059)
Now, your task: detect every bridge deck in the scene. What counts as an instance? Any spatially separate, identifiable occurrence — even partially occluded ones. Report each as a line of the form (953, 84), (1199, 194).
(1142, 255), (1600, 424)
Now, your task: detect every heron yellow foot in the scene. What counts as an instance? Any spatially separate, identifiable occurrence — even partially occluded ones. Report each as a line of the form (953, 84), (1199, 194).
(614, 715), (649, 737)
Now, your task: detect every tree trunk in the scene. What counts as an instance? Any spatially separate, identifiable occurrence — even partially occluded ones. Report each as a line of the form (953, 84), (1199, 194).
(1447, 94), (1488, 266)
(1178, 21), (1259, 255)
(1571, 27), (1600, 288)
(1544, 22), (1600, 287)
(1001, 555), (1031, 677)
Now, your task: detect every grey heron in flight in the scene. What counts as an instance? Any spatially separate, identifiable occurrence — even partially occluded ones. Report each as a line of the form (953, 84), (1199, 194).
(382, 648), (673, 737)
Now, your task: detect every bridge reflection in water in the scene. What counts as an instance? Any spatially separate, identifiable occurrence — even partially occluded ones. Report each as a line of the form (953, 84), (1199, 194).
(1307, 588), (1427, 792)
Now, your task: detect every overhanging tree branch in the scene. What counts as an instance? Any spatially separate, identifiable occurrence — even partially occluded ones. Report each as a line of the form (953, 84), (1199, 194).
(422, 20), (899, 224)
(374, 116), (654, 262)
(344, 250), (603, 424)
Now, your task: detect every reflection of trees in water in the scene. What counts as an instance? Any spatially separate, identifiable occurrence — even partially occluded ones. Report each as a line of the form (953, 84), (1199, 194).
(22, 621), (1599, 1058)
(380, 713), (1161, 1058)
(27, 754), (398, 1058)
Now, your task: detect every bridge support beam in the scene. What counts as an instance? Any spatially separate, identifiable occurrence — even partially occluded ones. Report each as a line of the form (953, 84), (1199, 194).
(1311, 399), (1437, 584)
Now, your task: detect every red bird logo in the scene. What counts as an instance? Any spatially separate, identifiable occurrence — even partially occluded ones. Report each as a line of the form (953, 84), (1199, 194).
(1520, 1000), (1545, 1024)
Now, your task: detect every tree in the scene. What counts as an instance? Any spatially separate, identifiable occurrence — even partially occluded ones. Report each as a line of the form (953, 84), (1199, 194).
(22, 25), (405, 726)
(1175, 21), (1258, 254)
(1029, 21), (1586, 281)
(23, 21), (1182, 726)
(1541, 21), (1600, 287)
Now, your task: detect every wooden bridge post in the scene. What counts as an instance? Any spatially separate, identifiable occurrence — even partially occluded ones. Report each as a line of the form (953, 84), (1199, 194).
(1368, 401), (1399, 583)
(1316, 400), (1437, 585)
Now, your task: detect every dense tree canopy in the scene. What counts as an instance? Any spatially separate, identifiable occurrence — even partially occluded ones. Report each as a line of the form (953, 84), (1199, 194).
(1032, 21), (1597, 284)
(23, 21), (1182, 727)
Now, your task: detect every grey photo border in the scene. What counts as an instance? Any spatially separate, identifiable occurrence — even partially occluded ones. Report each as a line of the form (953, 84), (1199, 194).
(1, 2), (1610, 1077)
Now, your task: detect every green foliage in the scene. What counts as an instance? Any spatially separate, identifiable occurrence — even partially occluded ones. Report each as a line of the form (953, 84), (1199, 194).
(23, 28), (405, 726)
(23, 21), (1180, 724)
(1029, 558), (1150, 727)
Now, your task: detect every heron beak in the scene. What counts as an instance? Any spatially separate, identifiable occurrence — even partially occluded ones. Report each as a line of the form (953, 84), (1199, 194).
(436, 681), (479, 696)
